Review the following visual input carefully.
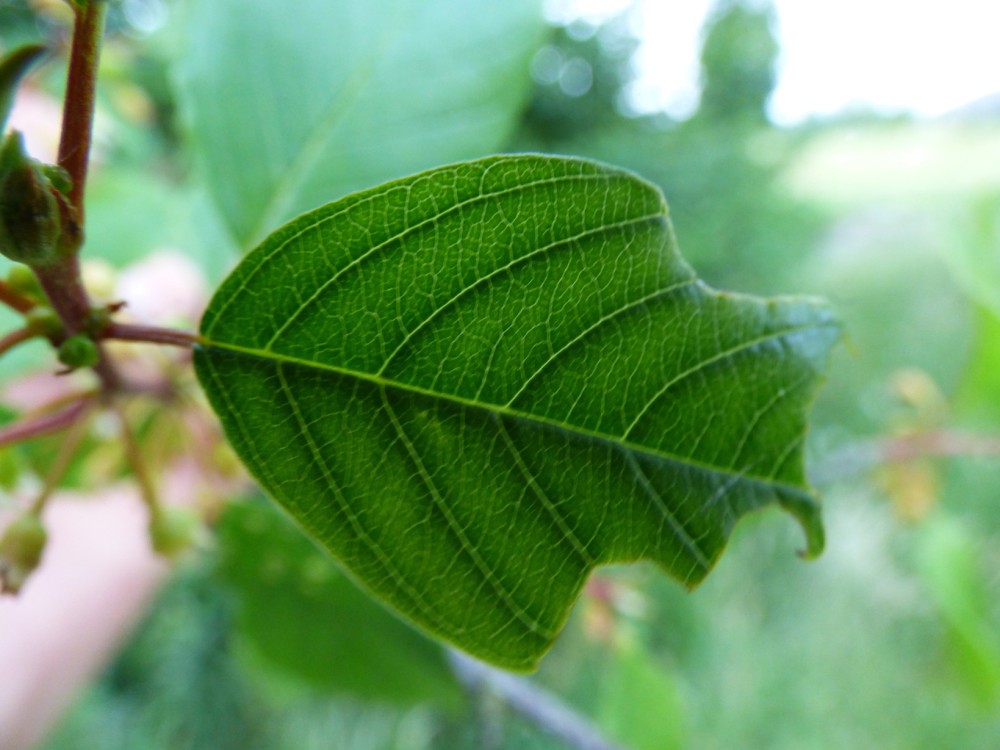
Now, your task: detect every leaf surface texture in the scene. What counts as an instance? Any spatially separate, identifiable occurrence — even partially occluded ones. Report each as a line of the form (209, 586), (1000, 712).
(195, 155), (838, 669)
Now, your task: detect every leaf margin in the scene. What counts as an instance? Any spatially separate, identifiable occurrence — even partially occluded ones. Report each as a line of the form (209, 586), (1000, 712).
(194, 153), (839, 669)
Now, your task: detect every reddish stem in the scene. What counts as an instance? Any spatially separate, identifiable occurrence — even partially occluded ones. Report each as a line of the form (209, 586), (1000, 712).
(57, 0), (108, 223)
(0, 327), (37, 357)
(33, 256), (90, 334)
(879, 430), (1000, 462)
(102, 322), (203, 349)
(0, 397), (92, 449)
(0, 281), (36, 314)
(34, 258), (121, 390)
(36, 2), (120, 391)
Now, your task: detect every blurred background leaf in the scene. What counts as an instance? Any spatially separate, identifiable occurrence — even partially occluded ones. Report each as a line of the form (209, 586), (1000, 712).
(917, 518), (1000, 711)
(177, 0), (546, 249)
(216, 499), (461, 708)
(595, 640), (687, 750)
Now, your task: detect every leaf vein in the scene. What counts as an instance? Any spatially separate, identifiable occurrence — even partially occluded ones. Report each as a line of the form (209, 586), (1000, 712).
(204, 171), (629, 343)
(505, 278), (698, 408)
(376, 212), (666, 377)
(621, 322), (820, 441)
(494, 416), (596, 567)
(621, 449), (712, 573)
(273, 363), (450, 633)
(259, 173), (632, 350)
(378, 389), (557, 638)
(197, 337), (825, 497)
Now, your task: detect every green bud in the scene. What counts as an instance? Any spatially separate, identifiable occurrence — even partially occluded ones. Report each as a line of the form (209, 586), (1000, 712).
(40, 164), (72, 196)
(5, 263), (44, 300)
(58, 334), (100, 369)
(25, 306), (63, 337)
(83, 306), (112, 337)
(0, 512), (47, 594)
(0, 132), (63, 267)
(149, 507), (200, 557)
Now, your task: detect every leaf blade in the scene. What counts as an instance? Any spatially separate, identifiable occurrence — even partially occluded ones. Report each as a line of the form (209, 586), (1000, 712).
(195, 155), (838, 669)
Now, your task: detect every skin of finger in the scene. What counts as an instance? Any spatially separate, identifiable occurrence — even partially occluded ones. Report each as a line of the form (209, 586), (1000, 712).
(0, 488), (167, 750)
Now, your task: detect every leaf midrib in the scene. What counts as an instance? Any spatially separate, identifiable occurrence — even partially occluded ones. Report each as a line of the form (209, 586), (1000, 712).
(197, 323), (825, 495)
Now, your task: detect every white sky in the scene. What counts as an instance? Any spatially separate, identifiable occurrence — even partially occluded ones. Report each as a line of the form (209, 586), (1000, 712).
(546, 0), (1000, 123)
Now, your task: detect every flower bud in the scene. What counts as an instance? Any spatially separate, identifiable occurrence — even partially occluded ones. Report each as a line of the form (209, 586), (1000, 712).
(0, 132), (63, 267)
(25, 306), (63, 337)
(149, 507), (200, 557)
(5, 263), (44, 300)
(0, 512), (47, 594)
(58, 334), (100, 369)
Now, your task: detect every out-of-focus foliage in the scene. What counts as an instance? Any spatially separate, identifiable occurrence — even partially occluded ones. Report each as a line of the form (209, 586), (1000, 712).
(550, 121), (823, 294)
(217, 500), (461, 707)
(694, 0), (777, 125)
(178, 0), (546, 249)
(516, 0), (822, 295)
(918, 519), (1000, 710)
(0, 2), (56, 48)
(521, 15), (636, 143)
(953, 193), (1000, 425)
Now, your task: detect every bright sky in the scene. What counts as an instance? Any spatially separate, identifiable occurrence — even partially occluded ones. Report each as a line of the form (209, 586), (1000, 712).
(547, 0), (1000, 123)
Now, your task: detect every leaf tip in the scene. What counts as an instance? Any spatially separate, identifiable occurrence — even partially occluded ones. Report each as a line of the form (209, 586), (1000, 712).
(779, 491), (825, 560)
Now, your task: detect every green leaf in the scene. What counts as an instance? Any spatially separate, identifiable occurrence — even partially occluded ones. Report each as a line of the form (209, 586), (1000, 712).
(951, 194), (1000, 425)
(0, 44), (46, 132)
(957, 306), (1000, 427)
(194, 154), (839, 670)
(177, 0), (544, 249)
(918, 519), (1000, 710)
(597, 642), (687, 750)
(217, 499), (460, 706)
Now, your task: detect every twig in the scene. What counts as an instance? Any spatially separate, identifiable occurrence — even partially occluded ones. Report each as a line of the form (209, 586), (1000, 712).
(447, 650), (626, 750)
(0, 396), (92, 449)
(57, 0), (108, 221)
(812, 429), (1000, 486)
(0, 327), (38, 358)
(113, 402), (158, 511)
(0, 280), (36, 314)
(31, 401), (95, 514)
(102, 322), (203, 349)
(877, 430), (1000, 462)
(32, 1), (121, 393)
